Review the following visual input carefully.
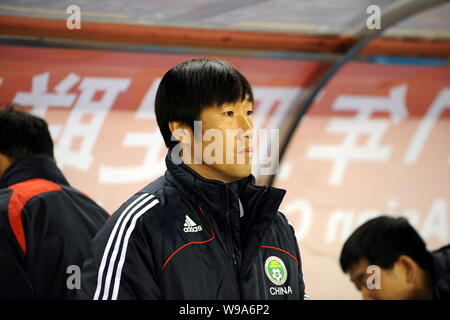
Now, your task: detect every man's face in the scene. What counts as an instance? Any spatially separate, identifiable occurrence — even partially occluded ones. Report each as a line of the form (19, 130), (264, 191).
(192, 98), (254, 182)
(348, 258), (415, 300)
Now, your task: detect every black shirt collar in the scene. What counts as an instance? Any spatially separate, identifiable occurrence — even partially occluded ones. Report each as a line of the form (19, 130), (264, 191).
(0, 154), (70, 188)
(164, 151), (285, 217)
(430, 245), (450, 299)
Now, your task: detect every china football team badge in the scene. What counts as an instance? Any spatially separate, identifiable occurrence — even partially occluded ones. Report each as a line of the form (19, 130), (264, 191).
(264, 256), (287, 286)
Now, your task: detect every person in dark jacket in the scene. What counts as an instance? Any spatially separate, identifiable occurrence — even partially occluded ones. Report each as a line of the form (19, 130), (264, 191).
(340, 216), (450, 300)
(78, 58), (307, 300)
(0, 106), (109, 300)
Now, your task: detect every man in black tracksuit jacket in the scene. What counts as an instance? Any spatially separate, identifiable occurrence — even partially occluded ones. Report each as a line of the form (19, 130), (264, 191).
(78, 58), (307, 300)
(0, 108), (108, 299)
(79, 153), (305, 300)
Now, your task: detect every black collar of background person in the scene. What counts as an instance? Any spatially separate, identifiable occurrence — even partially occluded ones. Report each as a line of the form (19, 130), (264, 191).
(430, 244), (450, 300)
(0, 154), (70, 189)
(164, 149), (287, 271)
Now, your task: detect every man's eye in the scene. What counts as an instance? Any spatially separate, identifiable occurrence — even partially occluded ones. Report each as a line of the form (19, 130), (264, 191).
(224, 111), (234, 116)
(247, 110), (253, 116)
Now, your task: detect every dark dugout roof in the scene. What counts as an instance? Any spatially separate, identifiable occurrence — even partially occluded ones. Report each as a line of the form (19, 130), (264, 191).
(0, 0), (449, 57)
(1, 0), (449, 38)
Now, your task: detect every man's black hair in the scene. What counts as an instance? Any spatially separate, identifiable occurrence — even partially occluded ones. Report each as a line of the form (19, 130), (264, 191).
(0, 104), (54, 161)
(339, 216), (432, 273)
(155, 58), (254, 148)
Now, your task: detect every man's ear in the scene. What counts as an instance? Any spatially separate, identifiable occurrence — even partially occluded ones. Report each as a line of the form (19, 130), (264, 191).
(168, 121), (181, 134)
(397, 255), (417, 284)
(0, 153), (12, 178)
(168, 121), (191, 145)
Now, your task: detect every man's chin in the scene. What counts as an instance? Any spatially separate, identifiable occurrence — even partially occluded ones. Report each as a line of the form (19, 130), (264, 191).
(222, 164), (252, 181)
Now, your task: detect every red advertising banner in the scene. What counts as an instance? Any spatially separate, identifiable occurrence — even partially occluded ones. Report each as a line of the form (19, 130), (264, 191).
(1, 45), (449, 299)
(0, 44), (320, 211)
(277, 63), (450, 298)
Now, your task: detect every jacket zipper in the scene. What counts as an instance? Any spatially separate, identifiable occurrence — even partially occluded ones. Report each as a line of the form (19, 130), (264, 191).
(224, 187), (239, 274)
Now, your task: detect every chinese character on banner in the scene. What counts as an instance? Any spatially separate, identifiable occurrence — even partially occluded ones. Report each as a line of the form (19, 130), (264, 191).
(13, 72), (131, 171)
(403, 88), (450, 165)
(13, 72), (79, 137)
(306, 84), (409, 186)
(98, 78), (166, 184)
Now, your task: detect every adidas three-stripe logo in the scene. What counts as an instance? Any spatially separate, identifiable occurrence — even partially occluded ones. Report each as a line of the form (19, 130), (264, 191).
(183, 215), (203, 233)
(93, 193), (159, 300)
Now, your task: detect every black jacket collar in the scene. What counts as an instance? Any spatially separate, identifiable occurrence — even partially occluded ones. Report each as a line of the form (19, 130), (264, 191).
(431, 244), (450, 300)
(164, 151), (285, 218)
(0, 154), (69, 189)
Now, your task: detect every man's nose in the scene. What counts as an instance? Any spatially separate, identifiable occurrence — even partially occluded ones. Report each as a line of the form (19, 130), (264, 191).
(237, 114), (253, 134)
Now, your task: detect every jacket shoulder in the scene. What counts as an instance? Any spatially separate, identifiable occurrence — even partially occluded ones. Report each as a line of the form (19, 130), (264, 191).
(434, 244), (450, 255)
(274, 210), (294, 231)
(432, 244), (450, 273)
(107, 190), (164, 235)
(17, 180), (109, 223)
(7, 178), (62, 207)
(271, 210), (300, 245)
(105, 174), (191, 241)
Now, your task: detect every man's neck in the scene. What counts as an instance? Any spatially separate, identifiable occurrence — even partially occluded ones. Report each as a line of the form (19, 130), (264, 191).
(414, 268), (434, 300)
(185, 163), (236, 183)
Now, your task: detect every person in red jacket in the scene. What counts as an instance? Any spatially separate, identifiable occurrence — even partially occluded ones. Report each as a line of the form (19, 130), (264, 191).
(0, 106), (108, 299)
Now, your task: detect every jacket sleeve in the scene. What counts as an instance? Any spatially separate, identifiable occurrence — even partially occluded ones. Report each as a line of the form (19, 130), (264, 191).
(78, 196), (161, 300)
(289, 223), (308, 300)
(0, 190), (34, 299)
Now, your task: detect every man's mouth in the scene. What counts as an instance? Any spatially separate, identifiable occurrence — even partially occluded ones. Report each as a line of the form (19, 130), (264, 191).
(239, 147), (253, 154)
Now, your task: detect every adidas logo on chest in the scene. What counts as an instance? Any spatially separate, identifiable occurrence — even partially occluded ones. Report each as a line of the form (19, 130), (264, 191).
(183, 215), (203, 233)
